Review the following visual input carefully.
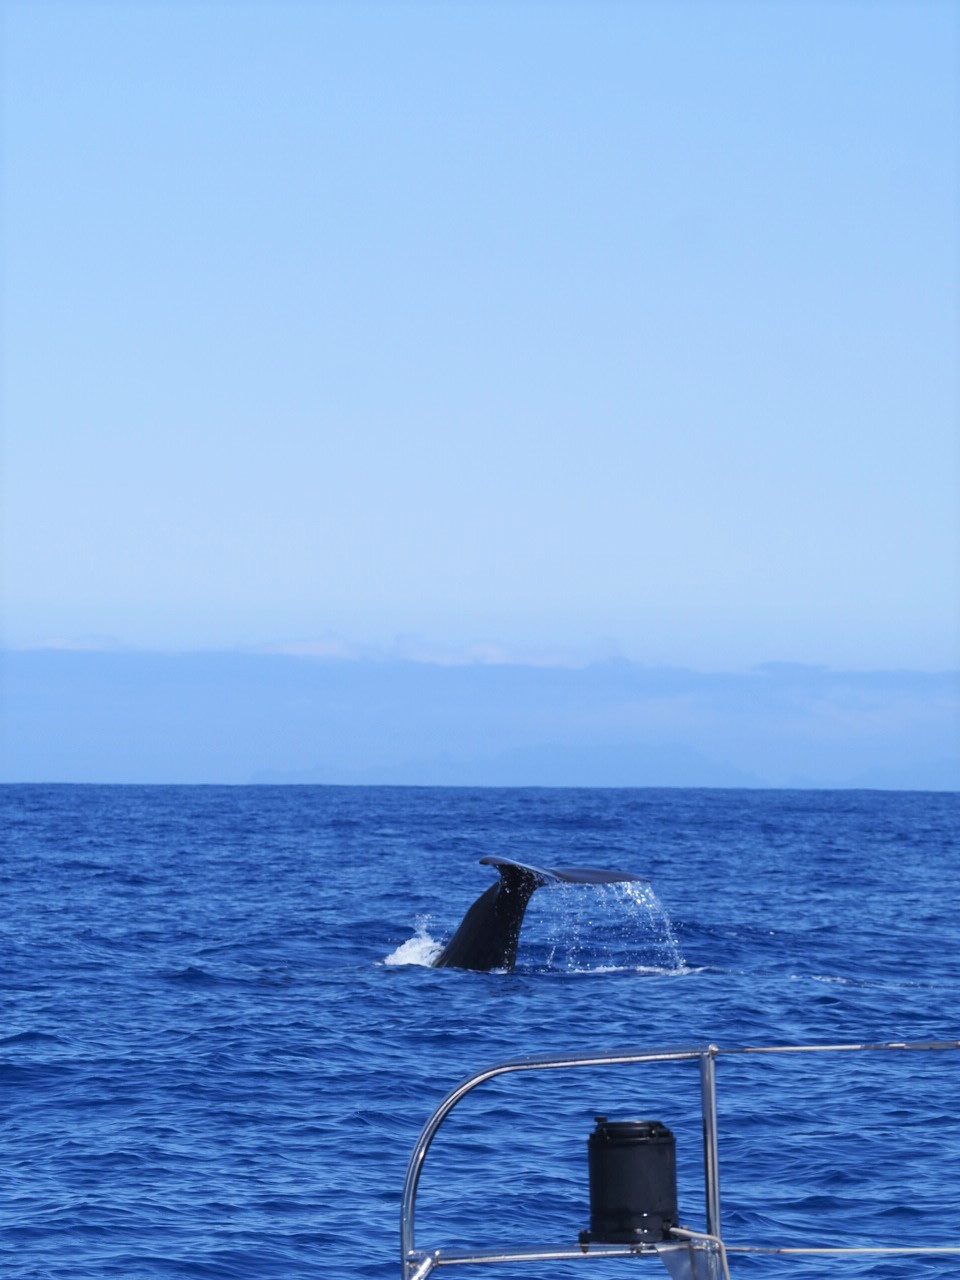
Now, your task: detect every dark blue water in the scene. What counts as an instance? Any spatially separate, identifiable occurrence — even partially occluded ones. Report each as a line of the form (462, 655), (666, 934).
(2, 785), (959, 1279)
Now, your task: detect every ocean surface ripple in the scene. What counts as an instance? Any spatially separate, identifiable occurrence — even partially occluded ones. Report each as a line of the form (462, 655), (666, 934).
(2, 785), (958, 1278)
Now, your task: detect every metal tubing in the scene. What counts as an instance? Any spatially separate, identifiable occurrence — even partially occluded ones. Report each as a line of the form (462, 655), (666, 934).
(406, 1257), (439, 1280)
(719, 1039), (960, 1057)
(400, 1039), (960, 1276)
(699, 1047), (721, 1239)
(401, 1045), (706, 1276)
(418, 1242), (657, 1266)
(670, 1227), (732, 1280)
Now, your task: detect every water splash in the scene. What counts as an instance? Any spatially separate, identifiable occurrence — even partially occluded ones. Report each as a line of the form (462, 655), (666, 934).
(388, 885), (685, 973)
(384, 915), (442, 967)
(519, 879), (685, 973)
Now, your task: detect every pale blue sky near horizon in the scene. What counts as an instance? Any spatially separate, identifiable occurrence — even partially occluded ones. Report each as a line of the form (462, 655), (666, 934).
(3, 0), (958, 672)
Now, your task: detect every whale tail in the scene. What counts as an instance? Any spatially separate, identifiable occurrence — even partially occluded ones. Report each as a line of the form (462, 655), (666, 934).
(432, 856), (646, 972)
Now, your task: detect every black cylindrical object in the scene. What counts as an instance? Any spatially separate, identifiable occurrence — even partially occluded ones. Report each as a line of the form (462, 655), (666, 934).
(585, 1116), (678, 1243)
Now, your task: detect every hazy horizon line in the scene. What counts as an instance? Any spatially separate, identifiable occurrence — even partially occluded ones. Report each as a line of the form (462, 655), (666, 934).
(4, 640), (958, 677)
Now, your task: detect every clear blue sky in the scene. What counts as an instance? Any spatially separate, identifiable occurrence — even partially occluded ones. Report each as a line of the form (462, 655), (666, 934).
(3, 0), (958, 670)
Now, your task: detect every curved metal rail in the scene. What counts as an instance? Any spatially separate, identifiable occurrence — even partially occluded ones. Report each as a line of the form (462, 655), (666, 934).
(400, 1038), (960, 1278)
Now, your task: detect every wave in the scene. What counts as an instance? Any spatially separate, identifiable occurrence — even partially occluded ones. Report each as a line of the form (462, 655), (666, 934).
(0, 1030), (65, 1047)
(164, 964), (222, 985)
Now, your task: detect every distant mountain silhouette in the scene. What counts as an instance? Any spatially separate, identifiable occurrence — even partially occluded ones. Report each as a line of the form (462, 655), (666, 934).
(2, 649), (957, 788)
(253, 741), (762, 787)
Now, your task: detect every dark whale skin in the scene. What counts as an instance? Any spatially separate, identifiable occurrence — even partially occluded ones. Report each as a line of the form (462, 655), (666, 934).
(432, 857), (645, 972)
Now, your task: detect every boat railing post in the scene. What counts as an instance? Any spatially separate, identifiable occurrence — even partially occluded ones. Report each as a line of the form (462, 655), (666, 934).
(400, 1044), (708, 1276)
(700, 1045), (721, 1241)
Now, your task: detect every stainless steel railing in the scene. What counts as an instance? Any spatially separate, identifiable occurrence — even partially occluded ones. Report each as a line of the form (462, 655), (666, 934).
(400, 1038), (960, 1278)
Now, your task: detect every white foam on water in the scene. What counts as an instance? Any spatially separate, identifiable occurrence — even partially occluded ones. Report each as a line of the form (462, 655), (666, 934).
(561, 962), (695, 976)
(384, 916), (443, 967)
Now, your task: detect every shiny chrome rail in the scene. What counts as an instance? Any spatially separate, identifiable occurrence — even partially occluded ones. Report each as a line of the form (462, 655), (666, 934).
(401, 1038), (960, 1278)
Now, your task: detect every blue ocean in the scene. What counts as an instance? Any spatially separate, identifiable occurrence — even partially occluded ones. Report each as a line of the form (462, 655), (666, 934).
(3, 785), (959, 1279)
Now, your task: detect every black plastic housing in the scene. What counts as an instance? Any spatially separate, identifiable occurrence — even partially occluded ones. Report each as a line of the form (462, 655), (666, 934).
(585, 1117), (678, 1244)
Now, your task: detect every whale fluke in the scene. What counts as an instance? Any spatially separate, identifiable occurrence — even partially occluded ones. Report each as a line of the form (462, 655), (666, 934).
(432, 856), (646, 972)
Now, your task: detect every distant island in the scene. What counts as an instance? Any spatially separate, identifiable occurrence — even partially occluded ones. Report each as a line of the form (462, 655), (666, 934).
(3, 649), (957, 790)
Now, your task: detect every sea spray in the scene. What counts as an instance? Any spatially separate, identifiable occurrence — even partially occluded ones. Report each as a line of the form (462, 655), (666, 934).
(385, 915), (442, 967)
(513, 879), (685, 973)
(386, 878), (684, 973)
